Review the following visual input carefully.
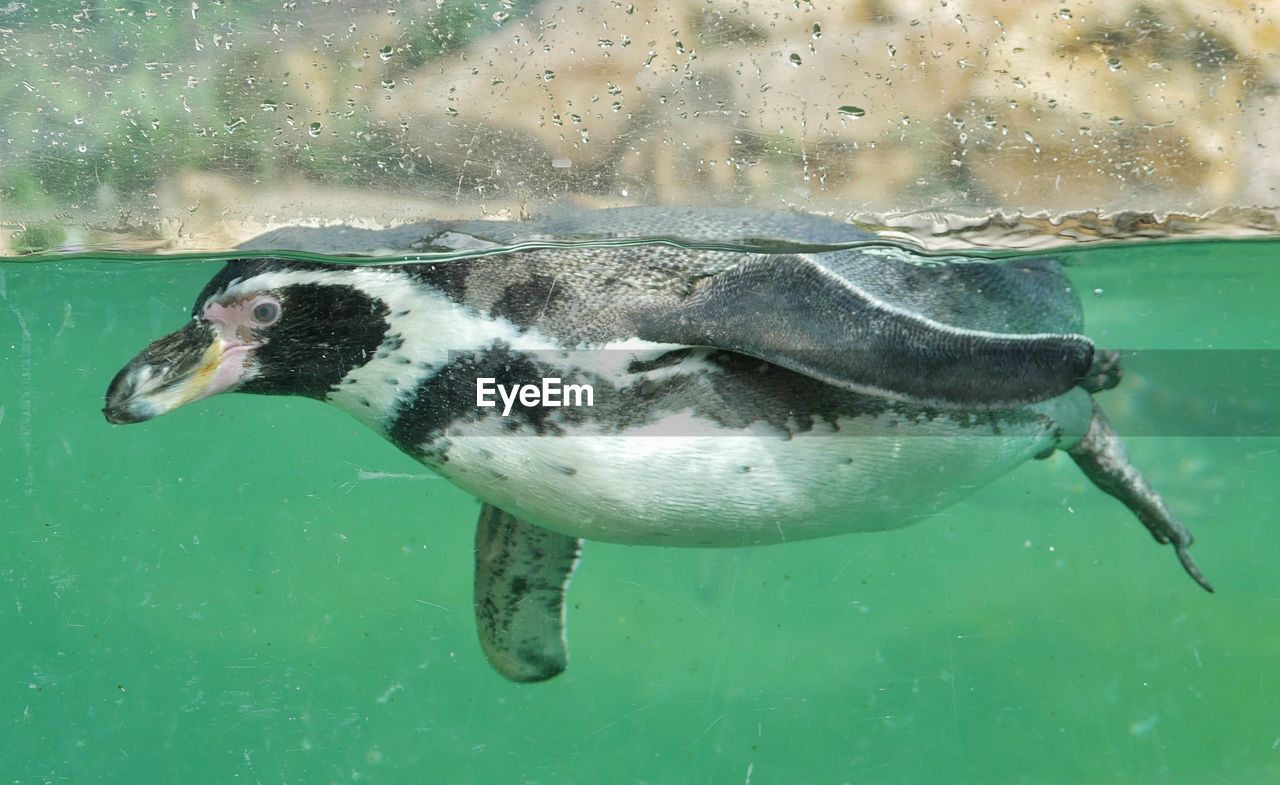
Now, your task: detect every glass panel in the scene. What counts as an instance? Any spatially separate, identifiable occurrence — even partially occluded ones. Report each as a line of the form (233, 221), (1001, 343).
(2, 1), (1276, 252)
(2, 2), (1278, 784)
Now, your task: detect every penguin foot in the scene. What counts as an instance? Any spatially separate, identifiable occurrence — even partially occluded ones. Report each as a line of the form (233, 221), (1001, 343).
(1068, 398), (1213, 593)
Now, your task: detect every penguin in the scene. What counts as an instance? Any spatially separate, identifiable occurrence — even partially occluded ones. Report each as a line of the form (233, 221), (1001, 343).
(103, 208), (1211, 683)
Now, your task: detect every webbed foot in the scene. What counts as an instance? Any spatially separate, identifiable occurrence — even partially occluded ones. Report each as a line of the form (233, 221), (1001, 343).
(1067, 398), (1213, 592)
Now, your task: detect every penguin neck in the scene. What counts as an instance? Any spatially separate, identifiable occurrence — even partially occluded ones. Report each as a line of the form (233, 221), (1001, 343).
(318, 263), (563, 434)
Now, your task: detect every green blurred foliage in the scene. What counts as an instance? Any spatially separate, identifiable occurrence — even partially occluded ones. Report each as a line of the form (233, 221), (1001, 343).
(0, 1), (538, 218)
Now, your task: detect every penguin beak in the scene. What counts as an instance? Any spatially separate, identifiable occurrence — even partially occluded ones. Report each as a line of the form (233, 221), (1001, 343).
(104, 319), (260, 424)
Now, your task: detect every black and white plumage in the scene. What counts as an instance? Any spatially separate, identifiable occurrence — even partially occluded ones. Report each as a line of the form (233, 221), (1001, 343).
(103, 208), (1211, 683)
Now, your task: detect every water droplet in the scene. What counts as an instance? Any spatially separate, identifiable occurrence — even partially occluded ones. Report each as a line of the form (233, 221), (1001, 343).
(542, 70), (555, 81)
(1057, 8), (1071, 19)
(597, 38), (613, 48)
(611, 101), (623, 112)
(381, 79), (395, 90)
(224, 117), (246, 134)
(569, 113), (581, 124)
(1023, 131), (1035, 144)
(551, 158), (572, 169)
(1109, 116), (1124, 127)
(789, 53), (802, 67)
(1092, 288), (1105, 297)
(1107, 57), (1122, 71)
(1046, 98), (1058, 109)
(378, 45), (393, 61)
(73, 115), (84, 125)
(492, 11), (509, 23)
(983, 115), (997, 128)
(260, 100), (277, 112)
(445, 107), (458, 118)
(811, 23), (822, 39)
(77, 143), (87, 153)
(308, 121), (322, 137)
(837, 105), (865, 118)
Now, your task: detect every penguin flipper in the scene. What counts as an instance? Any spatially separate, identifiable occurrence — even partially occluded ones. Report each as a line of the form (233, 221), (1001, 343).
(473, 504), (582, 682)
(640, 254), (1096, 406)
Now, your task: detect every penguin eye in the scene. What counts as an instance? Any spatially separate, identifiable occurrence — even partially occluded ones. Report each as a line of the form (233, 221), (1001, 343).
(250, 299), (281, 326)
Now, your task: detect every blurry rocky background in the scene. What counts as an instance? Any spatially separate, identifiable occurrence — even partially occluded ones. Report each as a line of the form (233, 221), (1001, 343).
(1, 0), (1277, 253)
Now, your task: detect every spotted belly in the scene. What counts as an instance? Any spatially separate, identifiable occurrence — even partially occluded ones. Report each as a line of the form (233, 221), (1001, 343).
(428, 388), (1094, 547)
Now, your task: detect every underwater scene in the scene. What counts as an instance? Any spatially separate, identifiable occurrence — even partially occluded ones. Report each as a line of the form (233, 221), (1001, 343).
(4, 232), (1280, 784)
(3, 1), (1280, 784)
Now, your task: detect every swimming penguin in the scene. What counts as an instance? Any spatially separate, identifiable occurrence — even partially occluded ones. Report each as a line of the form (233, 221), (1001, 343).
(103, 208), (1212, 683)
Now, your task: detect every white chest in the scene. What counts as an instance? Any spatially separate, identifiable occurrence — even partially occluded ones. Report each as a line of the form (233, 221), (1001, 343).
(428, 389), (1092, 546)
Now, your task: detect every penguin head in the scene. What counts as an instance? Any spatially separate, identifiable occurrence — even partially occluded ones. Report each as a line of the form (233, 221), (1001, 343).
(104, 258), (390, 424)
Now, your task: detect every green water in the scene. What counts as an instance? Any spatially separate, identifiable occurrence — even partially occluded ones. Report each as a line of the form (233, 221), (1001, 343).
(2, 240), (1278, 784)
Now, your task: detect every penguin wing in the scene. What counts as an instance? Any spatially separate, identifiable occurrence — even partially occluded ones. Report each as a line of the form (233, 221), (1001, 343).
(473, 504), (581, 683)
(635, 252), (1095, 407)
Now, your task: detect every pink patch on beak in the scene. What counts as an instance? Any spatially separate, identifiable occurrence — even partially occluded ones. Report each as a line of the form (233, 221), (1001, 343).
(201, 344), (256, 400)
(196, 298), (272, 399)
(202, 299), (272, 349)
